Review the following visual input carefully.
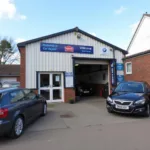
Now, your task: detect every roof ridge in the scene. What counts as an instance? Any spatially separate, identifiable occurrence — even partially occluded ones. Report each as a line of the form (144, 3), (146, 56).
(17, 27), (127, 54)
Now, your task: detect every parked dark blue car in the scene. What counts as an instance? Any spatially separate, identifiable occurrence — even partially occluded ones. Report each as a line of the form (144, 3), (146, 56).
(0, 88), (47, 138)
(107, 81), (150, 117)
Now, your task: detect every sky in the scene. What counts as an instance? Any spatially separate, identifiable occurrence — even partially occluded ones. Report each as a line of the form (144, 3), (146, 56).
(0, 0), (150, 50)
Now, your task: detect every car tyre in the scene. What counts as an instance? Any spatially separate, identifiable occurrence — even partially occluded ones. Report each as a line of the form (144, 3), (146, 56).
(41, 103), (47, 116)
(145, 104), (150, 117)
(107, 108), (113, 113)
(10, 116), (24, 139)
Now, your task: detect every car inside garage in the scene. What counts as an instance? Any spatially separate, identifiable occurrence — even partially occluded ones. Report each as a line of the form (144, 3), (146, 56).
(74, 60), (110, 101)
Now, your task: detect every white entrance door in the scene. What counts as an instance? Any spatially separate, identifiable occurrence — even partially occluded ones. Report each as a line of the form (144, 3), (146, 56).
(38, 73), (64, 103)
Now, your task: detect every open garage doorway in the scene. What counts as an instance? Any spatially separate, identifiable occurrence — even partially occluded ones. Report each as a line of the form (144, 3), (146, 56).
(74, 60), (110, 102)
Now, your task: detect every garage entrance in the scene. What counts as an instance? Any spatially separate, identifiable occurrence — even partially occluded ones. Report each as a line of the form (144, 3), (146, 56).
(74, 59), (110, 101)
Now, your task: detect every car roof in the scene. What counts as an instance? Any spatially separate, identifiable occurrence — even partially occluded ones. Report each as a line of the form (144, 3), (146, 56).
(121, 81), (146, 84)
(0, 88), (22, 94)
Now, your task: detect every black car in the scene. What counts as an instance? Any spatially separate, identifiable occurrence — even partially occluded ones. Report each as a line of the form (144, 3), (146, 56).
(0, 88), (47, 138)
(107, 81), (150, 117)
(76, 84), (93, 96)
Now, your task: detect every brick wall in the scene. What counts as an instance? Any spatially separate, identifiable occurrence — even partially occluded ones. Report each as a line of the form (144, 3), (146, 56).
(17, 76), (20, 82)
(64, 88), (75, 103)
(19, 47), (26, 88)
(124, 54), (150, 85)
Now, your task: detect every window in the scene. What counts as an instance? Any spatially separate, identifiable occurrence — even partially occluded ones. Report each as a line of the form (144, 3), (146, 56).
(24, 89), (36, 100)
(26, 92), (36, 100)
(10, 90), (24, 103)
(23, 89), (31, 95)
(126, 62), (132, 74)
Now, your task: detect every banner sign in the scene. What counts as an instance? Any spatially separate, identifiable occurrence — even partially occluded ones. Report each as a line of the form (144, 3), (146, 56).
(116, 63), (124, 71)
(65, 72), (74, 88)
(117, 75), (124, 82)
(110, 60), (117, 86)
(40, 43), (93, 54)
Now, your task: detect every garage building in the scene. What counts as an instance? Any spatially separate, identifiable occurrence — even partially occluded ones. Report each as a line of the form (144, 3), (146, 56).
(18, 27), (127, 103)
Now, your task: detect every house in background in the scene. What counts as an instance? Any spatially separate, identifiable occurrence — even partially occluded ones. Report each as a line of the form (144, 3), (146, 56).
(128, 13), (150, 55)
(124, 50), (150, 85)
(124, 13), (150, 85)
(0, 65), (20, 83)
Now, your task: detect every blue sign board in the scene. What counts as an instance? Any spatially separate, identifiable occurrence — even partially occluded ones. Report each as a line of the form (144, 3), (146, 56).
(40, 43), (93, 54)
(110, 60), (117, 86)
(65, 72), (73, 77)
(117, 75), (124, 82)
(116, 63), (124, 71)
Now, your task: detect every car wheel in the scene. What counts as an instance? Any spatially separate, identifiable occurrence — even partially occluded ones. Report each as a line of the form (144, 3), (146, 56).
(41, 103), (47, 116)
(145, 104), (150, 117)
(10, 116), (24, 138)
(107, 108), (113, 113)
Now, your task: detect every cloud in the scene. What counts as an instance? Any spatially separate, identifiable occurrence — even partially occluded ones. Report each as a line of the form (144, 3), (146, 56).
(15, 38), (26, 43)
(0, 0), (27, 20)
(91, 33), (96, 36)
(115, 6), (127, 15)
(129, 22), (139, 35)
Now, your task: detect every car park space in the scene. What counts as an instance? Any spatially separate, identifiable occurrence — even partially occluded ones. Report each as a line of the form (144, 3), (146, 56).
(24, 99), (147, 133)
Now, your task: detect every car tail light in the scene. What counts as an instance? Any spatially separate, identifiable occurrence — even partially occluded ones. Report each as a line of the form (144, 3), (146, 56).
(0, 108), (8, 118)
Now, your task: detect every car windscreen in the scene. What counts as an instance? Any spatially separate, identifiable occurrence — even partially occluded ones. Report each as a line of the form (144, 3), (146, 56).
(115, 82), (144, 93)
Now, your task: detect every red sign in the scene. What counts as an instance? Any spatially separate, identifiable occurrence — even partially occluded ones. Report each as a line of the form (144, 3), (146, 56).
(65, 46), (74, 52)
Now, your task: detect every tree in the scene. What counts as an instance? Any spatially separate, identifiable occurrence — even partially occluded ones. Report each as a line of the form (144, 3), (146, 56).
(0, 38), (20, 64)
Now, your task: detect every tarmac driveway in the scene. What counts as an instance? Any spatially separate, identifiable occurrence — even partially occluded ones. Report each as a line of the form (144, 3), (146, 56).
(26, 97), (147, 132)
(1, 97), (150, 150)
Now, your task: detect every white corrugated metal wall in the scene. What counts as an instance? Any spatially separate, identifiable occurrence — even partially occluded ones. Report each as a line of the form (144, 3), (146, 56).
(25, 32), (124, 88)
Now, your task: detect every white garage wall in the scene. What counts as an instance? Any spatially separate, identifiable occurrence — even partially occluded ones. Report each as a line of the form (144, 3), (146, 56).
(25, 31), (125, 88)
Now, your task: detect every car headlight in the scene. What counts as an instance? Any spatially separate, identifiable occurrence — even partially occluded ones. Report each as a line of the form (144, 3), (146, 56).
(135, 99), (146, 105)
(107, 97), (113, 103)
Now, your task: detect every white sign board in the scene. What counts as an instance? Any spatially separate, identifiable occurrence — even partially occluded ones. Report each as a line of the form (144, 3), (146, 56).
(101, 47), (109, 55)
(65, 72), (73, 88)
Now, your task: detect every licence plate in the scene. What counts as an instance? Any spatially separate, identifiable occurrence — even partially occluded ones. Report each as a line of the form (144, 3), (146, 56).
(115, 105), (129, 110)
(84, 91), (89, 93)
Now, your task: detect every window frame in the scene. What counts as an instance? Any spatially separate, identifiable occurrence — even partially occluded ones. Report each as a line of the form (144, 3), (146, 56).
(126, 62), (132, 74)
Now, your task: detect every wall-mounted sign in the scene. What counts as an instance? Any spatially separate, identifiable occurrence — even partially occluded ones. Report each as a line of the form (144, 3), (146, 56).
(117, 75), (124, 82)
(101, 47), (109, 55)
(110, 60), (117, 86)
(116, 63), (124, 71)
(65, 72), (74, 88)
(40, 43), (94, 54)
